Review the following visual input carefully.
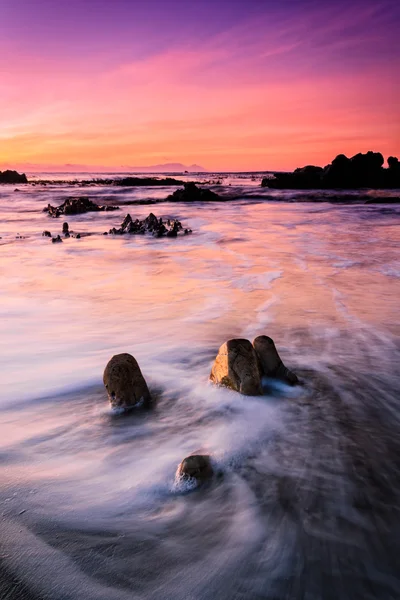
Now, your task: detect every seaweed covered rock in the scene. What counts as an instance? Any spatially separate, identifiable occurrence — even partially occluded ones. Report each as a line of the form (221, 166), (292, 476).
(253, 335), (298, 386)
(262, 151), (400, 190)
(166, 182), (223, 202)
(109, 212), (192, 237)
(210, 339), (262, 396)
(43, 196), (120, 218)
(176, 455), (214, 483)
(0, 170), (28, 184)
(103, 353), (151, 410)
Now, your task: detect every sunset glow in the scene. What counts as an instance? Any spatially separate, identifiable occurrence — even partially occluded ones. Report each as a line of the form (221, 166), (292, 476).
(1, 0), (399, 171)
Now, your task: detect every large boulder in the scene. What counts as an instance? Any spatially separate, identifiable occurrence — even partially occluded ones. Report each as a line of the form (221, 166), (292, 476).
(388, 156), (399, 171)
(176, 455), (214, 482)
(103, 353), (151, 409)
(166, 182), (223, 202)
(253, 336), (298, 386)
(0, 170), (28, 184)
(210, 339), (262, 395)
(322, 154), (352, 188)
(347, 151), (384, 187)
(386, 156), (400, 187)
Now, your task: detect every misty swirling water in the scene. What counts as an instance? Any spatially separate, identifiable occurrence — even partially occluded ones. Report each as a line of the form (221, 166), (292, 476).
(0, 175), (399, 599)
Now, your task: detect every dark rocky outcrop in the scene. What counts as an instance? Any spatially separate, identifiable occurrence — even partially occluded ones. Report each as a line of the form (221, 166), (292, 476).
(210, 339), (262, 396)
(109, 212), (192, 237)
(166, 182), (223, 202)
(42, 230), (52, 237)
(0, 170), (28, 184)
(262, 152), (400, 190)
(253, 335), (299, 386)
(52, 235), (63, 244)
(103, 353), (151, 410)
(364, 197), (400, 204)
(176, 455), (214, 483)
(43, 196), (120, 218)
(116, 177), (184, 187)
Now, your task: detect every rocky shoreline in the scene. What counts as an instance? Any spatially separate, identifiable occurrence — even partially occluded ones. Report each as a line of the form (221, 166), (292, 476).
(262, 151), (400, 190)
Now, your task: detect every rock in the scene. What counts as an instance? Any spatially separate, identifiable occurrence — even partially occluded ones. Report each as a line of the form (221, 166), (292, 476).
(262, 166), (323, 189)
(253, 336), (298, 385)
(109, 212), (190, 238)
(44, 197), (120, 218)
(42, 230), (51, 237)
(52, 235), (63, 243)
(262, 151), (400, 190)
(166, 182), (223, 202)
(103, 353), (151, 409)
(0, 170), (28, 184)
(387, 156), (400, 187)
(62, 222), (69, 234)
(364, 197), (400, 204)
(176, 455), (214, 482)
(210, 339), (262, 395)
(116, 177), (184, 187)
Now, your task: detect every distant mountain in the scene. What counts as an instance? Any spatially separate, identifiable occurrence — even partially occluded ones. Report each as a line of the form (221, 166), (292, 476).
(122, 163), (207, 173)
(0, 162), (207, 174)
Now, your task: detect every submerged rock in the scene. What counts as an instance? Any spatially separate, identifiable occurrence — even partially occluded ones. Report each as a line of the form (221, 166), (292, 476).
(0, 170), (28, 184)
(103, 353), (151, 410)
(262, 151), (400, 190)
(210, 339), (262, 396)
(166, 182), (223, 202)
(109, 212), (192, 237)
(176, 455), (214, 482)
(42, 230), (51, 237)
(52, 235), (63, 243)
(43, 197), (120, 218)
(253, 335), (299, 386)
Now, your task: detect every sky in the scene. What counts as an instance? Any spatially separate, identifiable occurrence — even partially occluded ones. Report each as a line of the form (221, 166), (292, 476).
(0, 0), (399, 171)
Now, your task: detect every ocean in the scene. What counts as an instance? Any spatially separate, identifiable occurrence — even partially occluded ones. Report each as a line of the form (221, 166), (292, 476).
(1, 173), (399, 599)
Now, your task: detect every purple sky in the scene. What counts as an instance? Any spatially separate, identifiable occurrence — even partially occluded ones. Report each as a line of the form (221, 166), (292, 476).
(1, 0), (399, 170)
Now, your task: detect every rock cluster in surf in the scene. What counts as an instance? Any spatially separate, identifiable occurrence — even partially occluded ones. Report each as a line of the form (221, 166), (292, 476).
(0, 170), (28, 184)
(42, 221), (85, 242)
(262, 151), (400, 190)
(108, 212), (192, 237)
(43, 196), (120, 218)
(210, 336), (298, 395)
(103, 335), (298, 487)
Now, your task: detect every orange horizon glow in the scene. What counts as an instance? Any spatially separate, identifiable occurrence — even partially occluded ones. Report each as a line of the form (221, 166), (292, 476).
(1, 2), (399, 172)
